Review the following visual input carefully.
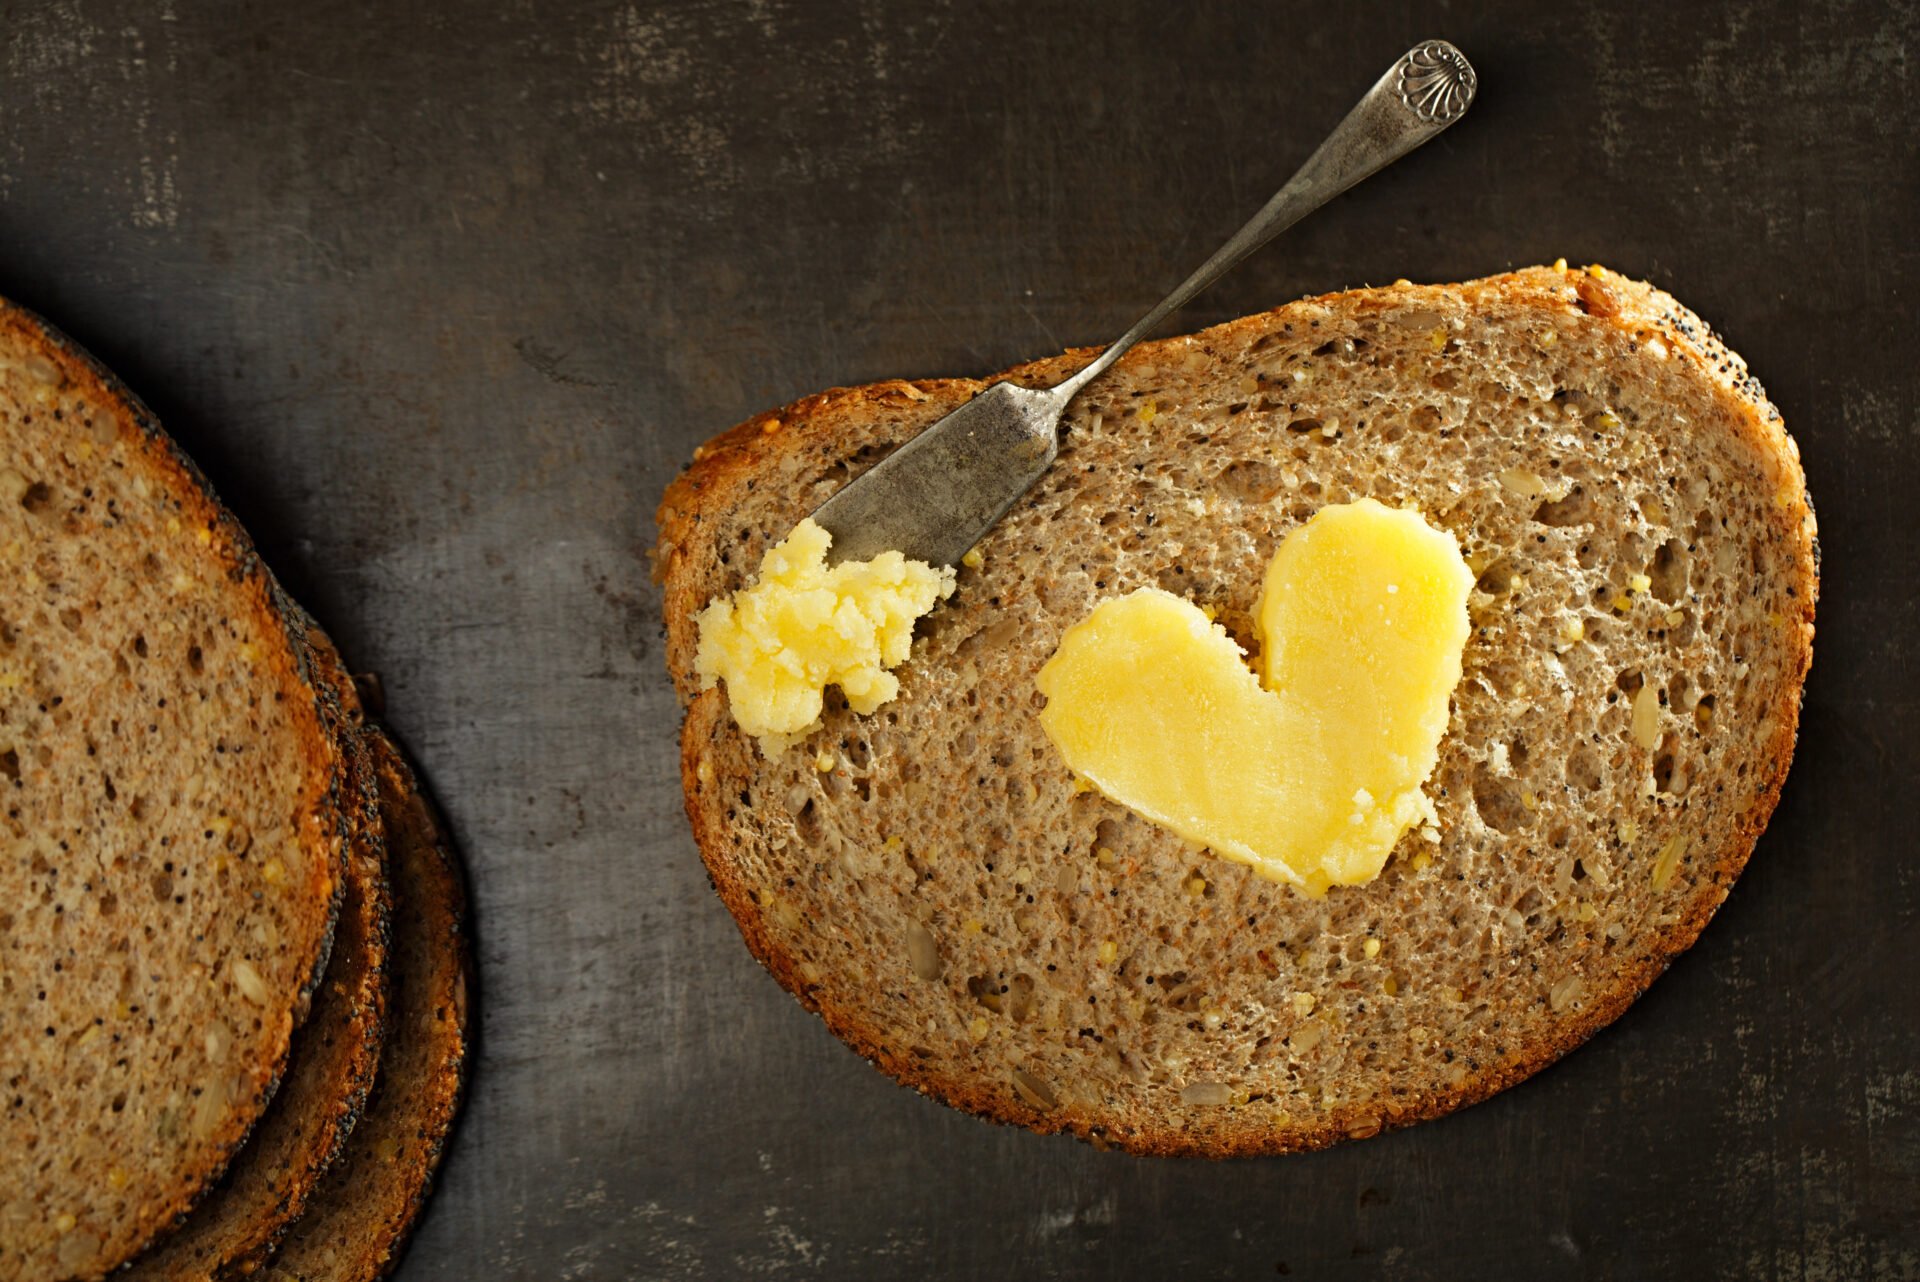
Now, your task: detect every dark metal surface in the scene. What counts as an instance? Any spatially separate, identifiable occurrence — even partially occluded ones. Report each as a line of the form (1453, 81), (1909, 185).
(2, 1), (1915, 1277)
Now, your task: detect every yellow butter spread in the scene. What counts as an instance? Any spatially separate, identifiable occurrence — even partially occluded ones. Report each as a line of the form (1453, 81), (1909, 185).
(695, 518), (956, 753)
(1036, 499), (1472, 894)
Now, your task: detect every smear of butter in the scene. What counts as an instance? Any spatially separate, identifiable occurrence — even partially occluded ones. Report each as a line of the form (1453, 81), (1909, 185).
(695, 518), (956, 754)
(1036, 499), (1473, 894)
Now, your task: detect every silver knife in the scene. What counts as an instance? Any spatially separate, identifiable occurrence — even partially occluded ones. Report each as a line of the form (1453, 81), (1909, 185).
(811, 40), (1477, 567)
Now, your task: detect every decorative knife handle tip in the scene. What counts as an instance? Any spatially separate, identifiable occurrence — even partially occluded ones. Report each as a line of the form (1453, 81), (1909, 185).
(1396, 40), (1476, 126)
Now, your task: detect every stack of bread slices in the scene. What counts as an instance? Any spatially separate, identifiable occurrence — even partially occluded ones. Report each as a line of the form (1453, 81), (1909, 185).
(0, 299), (471, 1282)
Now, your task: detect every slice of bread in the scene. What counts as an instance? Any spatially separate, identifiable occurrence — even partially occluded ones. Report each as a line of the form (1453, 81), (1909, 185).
(123, 633), (390, 1280)
(0, 302), (348, 1277)
(656, 266), (1817, 1155)
(252, 727), (471, 1282)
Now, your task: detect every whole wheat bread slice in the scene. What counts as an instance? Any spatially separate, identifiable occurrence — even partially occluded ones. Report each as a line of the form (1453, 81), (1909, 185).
(252, 726), (471, 1282)
(0, 301), (348, 1276)
(655, 265), (1817, 1155)
(124, 631), (390, 1281)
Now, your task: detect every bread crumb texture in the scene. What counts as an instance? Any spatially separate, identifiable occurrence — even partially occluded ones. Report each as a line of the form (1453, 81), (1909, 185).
(0, 305), (341, 1278)
(657, 267), (1817, 1156)
(120, 640), (388, 1282)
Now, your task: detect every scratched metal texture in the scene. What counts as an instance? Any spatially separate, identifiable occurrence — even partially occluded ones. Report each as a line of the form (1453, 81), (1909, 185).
(1, 1), (1915, 1278)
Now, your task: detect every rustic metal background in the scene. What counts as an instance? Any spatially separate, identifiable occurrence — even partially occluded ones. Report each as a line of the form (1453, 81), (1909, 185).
(2, 1), (1915, 1277)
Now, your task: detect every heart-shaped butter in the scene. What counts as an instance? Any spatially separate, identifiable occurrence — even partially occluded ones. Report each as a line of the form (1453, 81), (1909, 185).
(1036, 498), (1473, 895)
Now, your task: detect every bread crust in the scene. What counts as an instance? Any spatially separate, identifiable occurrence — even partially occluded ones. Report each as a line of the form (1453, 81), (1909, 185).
(658, 267), (1816, 1157)
(123, 633), (391, 1280)
(245, 727), (472, 1281)
(0, 299), (349, 1277)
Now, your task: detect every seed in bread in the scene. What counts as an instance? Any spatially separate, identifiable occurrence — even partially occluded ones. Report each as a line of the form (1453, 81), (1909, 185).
(656, 265), (1817, 1155)
(0, 301), (347, 1279)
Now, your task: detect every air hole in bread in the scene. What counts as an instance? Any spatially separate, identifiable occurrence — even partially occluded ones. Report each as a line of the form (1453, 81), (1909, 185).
(1214, 460), (1285, 504)
(1652, 746), (1680, 795)
(1007, 974), (1036, 1022)
(19, 480), (53, 514)
(1648, 538), (1688, 602)
(1474, 559), (1514, 595)
(1532, 487), (1594, 527)
(1160, 974), (1204, 1012)
(960, 617), (1020, 661)
(1471, 773), (1530, 833)
(1564, 746), (1602, 793)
